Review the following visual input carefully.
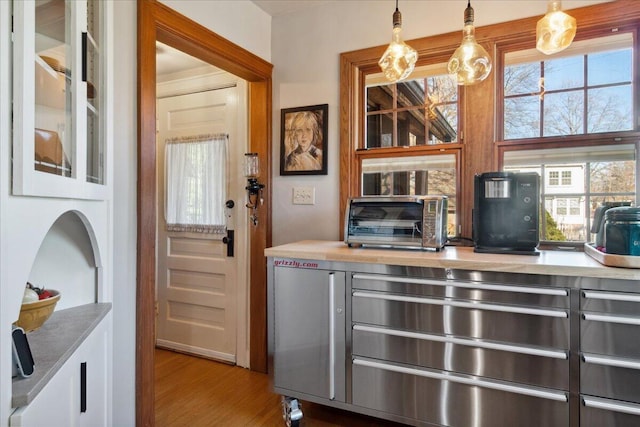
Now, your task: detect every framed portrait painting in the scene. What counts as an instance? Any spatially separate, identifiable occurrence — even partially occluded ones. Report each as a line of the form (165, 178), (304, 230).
(280, 104), (328, 175)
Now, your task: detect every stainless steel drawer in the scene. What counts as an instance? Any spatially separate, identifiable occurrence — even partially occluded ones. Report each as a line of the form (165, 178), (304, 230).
(581, 313), (640, 359)
(581, 290), (640, 315)
(581, 353), (640, 404)
(352, 291), (569, 349)
(352, 357), (569, 427)
(352, 325), (568, 390)
(353, 273), (570, 309)
(581, 395), (640, 427)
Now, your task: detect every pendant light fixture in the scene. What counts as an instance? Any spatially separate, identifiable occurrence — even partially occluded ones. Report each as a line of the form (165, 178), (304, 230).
(447, 0), (492, 86)
(536, 0), (577, 55)
(378, 0), (417, 83)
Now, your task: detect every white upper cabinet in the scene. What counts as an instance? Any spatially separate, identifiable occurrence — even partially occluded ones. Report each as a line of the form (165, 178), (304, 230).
(13, 0), (109, 199)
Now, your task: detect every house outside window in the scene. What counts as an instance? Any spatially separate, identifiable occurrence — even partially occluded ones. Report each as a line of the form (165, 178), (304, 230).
(366, 64), (458, 148)
(362, 64), (460, 236)
(500, 31), (638, 244)
(548, 170), (573, 186)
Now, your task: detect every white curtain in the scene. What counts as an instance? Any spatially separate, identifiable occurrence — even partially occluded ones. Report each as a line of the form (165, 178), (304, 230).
(165, 133), (228, 234)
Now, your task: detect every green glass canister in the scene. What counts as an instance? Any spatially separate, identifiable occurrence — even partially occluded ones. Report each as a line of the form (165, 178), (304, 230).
(604, 207), (640, 256)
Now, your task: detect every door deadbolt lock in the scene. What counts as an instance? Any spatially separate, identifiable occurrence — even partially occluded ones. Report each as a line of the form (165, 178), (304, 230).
(222, 230), (234, 257)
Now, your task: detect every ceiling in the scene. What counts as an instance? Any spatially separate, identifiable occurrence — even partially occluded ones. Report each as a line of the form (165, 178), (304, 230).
(251, 0), (333, 17)
(156, 41), (214, 77)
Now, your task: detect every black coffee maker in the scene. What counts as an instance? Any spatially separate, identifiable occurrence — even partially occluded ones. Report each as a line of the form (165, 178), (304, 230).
(473, 172), (540, 255)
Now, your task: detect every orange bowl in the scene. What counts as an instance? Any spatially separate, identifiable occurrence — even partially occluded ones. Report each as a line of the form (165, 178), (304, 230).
(15, 290), (61, 332)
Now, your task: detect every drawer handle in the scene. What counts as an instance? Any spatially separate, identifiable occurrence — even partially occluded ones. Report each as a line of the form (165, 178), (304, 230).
(583, 312), (640, 326)
(353, 291), (568, 318)
(583, 396), (640, 416)
(353, 358), (568, 402)
(583, 291), (640, 303)
(329, 273), (335, 400)
(353, 324), (568, 359)
(352, 274), (568, 296)
(582, 353), (640, 370)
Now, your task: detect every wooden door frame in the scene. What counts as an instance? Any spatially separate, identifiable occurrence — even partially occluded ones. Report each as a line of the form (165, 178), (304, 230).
(137, 1), (273, 425)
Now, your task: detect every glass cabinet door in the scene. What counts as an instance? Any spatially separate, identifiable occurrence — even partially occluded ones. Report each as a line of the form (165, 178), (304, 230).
(34, 0), (73, 177)
(85, 0), (103, 185)
(13, 0), (108, 199)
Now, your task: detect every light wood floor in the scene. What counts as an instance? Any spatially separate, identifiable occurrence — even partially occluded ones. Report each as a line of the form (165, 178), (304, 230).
(154, 348), (406, 427)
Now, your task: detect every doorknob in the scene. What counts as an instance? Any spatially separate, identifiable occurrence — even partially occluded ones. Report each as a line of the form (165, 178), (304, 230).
(226, 200), (235, 209)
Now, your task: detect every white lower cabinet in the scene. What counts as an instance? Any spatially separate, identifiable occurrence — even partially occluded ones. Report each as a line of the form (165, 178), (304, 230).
(10, 313), (110, 427)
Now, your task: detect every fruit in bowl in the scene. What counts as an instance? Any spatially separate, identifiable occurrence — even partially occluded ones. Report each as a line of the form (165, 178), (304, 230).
(15, 283), (61, 332)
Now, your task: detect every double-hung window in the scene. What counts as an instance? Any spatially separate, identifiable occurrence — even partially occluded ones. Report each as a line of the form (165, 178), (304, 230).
(499, 31), (638, 244)
(361, 64), (460, 236)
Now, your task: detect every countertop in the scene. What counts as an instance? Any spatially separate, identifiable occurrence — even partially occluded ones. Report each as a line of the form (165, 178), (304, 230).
(265, 240), (640, 281)
(11, 303), (112, 408)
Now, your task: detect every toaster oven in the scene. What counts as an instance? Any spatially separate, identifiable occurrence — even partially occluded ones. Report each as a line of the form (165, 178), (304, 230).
(344, 196), (448, 250)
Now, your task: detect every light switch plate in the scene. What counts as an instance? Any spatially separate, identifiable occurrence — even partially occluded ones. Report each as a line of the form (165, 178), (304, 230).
(292, 186), (315, 205)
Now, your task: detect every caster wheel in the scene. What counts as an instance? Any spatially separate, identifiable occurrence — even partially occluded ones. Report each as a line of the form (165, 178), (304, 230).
(281, 396), (303, 427)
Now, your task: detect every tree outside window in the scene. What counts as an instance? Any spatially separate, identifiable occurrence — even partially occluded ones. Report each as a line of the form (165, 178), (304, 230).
(501, 32), (636, 244)
(503, 34), (633, 140)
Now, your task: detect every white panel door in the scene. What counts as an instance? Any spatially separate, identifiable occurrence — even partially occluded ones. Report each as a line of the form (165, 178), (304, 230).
(156, 87), (241, 363)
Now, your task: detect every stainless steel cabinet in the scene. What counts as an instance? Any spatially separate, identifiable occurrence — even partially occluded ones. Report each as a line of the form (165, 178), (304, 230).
(272, 267), (346, 402)
(267, 257), (640, 427)
(580, 290), (640, 426)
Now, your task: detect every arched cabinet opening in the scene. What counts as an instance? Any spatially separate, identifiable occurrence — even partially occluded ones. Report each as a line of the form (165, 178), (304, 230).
(28, 211), (102, 310)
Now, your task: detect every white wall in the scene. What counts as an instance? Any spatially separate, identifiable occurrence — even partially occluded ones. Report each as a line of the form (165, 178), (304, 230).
(29, 212), (96, 310)
(111, 1), (137, 425)
(0, 0), (13, 421)
(270, 0), (612, 246)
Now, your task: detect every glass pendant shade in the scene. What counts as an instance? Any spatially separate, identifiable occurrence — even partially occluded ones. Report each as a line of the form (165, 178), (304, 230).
(536, 1), (577, 55)
(447, 1), (492, 86)
(378, 6), (417, 83)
